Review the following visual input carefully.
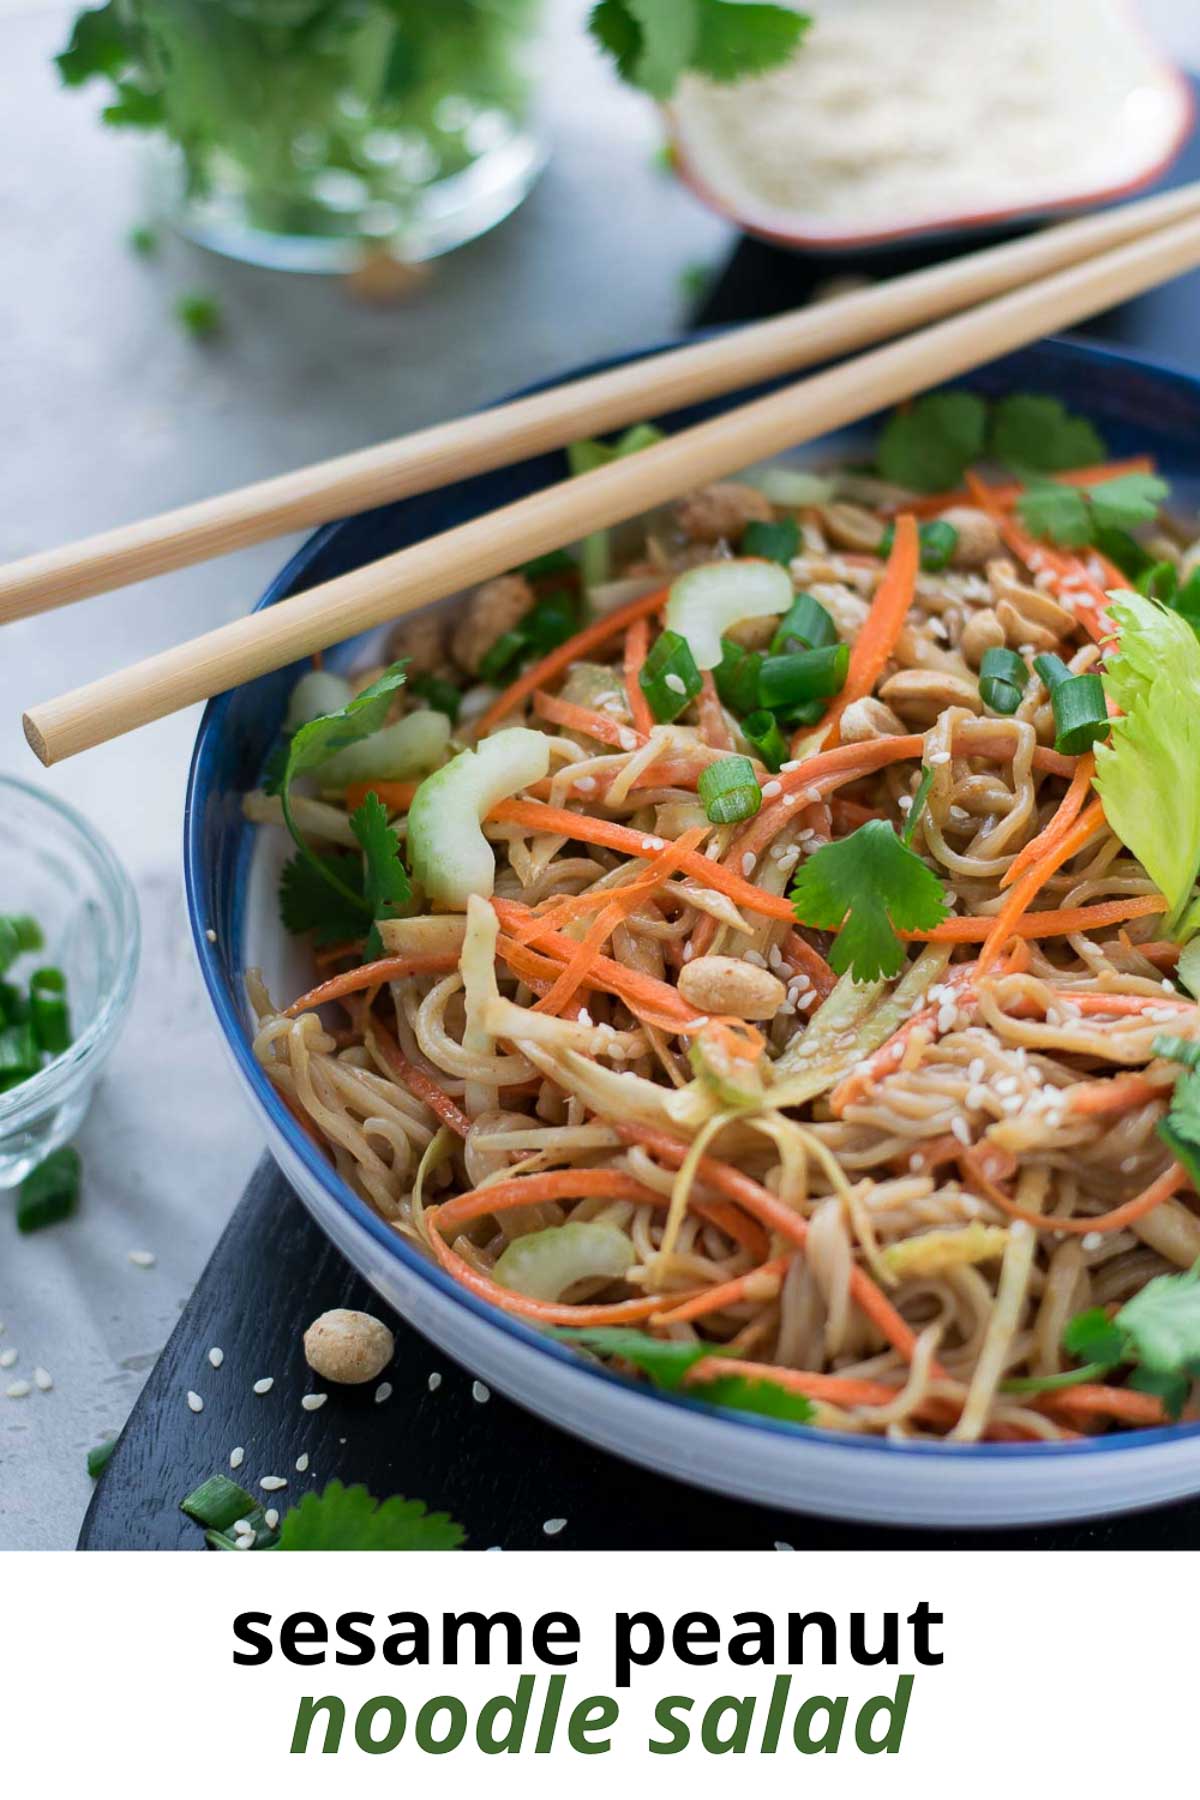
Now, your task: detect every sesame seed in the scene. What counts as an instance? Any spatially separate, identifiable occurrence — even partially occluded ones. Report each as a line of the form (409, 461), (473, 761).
(295, 1453), (310, 1473)
(664, 672), (686, 695)
(375, 1381), (393, 1404)
(781, 760), (801, 772)
(205, 928), (217, 943)
(232, 1518), (252, 1535)
(950, 1117), (971, 1146)
(472, 1380), (491, 1404)
(929, 751), (951, 766)
(762, 780), (782, 798)
(253, 1377), (274, 1395)
(186, 1392), (204, 1413)
(32, 1367), (52, 1392)
(260, 1476), (287, 1492)
(573, 775), (596, 793)
(0, 1349), (16, 1369)
(128, 1250), (156, 1268)
(6, 1380), (31, 1399)
(741, 853), (756, 877)
(682, 940), (695, 961)
(1081, 1232), (1103, 1251)
(428, 1371), (442, 1392)
(542, 1517), (567, 1536)
(301, 1392), (327, 1411)
(208, 1347), (224, 1368)
(774, 1540), (795, 1551)
(230, 1446), (245, 1469)
(618, 729), (638, 751)
(233, 1535), (254, 1551)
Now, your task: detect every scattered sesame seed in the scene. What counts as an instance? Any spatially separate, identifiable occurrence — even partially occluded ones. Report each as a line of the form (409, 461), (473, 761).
(928, 750), (951, 766)
(664, 672), (686, 695)
(542, 1517), (567, 1537)
(264, 1509), (280, 1530)
(128, 1250), (156, 1268)
(950, 1117), (971, 1146)
(375, 1381), (393, 1404)
(617, 729), (638, 752)
(301, 1392), (327, 1411)
(0, 1349), (16, 1369)
(573, 775), (596, 793)
(232, 1518), (252, 1535)
(259, 1476), (287, 1492)
(682, 941), (695, 961)
(208, 1347), (224, 1369)
(295, 1453), (310, 1473)
(6, 1380), (31, 1399)
(762, 780), (782, 799)
(428, 1371), (442, 1392)
(230, 1447), (245, 1468)
(205, 928), (217, 944)
(472, 1380), (491, 1404)
(1081, 1232), (1104, 1251)
(187, 1391), (204, 1413)
(781, 760), (802, 772)
(252, 1377), (274, 1395)
(234, 1534), (255, 1550)
(773, 1540), (795, 1552)
(32, 1367), (52, 1392)
(741, 853), (756, 877)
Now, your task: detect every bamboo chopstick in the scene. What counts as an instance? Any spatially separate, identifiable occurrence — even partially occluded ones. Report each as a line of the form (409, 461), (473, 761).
(24, 208), (1200, 768)
(5, 181), (1200, 629)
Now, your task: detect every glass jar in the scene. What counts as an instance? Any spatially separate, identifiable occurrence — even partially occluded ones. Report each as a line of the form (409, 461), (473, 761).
(77, 0), (547, 271)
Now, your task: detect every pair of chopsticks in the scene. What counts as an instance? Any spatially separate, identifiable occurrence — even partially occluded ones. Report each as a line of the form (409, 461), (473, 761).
(16, 179), (1200, 767)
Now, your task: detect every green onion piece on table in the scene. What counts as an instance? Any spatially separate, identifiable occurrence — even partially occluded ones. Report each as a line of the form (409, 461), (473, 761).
(16, 1145), (81, 1234)
(181, 1474), (265, 1533)
(979, 646), (1030, 715)
(30, 968), (71, 1056)
(0, 915), (42, 976)
(698, 756), (763, 825)
(87, 1439), (118, 1480)
(0, 1022), (40, 1091)
(741, 710), (790, 772)
(638, 629), (703, 723)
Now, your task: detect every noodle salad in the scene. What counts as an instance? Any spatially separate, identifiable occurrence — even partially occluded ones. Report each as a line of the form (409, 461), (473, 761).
(245, 393), (1200, 1445)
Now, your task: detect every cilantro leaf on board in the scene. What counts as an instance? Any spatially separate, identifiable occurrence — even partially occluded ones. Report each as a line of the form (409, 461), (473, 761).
(552, 1328), (814, 1423)
(624, 0), (698, 99)
(276, 661), (408, 924)
(987, 395), (1106, 474)
(691, 0), (811, 83)
(1015, 480), (1093, 548)
(788, 818), (949, 984)
(875, 391), (988, 493)
(277, 1481), (465, 1552)
(278, 852), (368, 947)
(588, 0), (808, 96)
(588, 0), (642, 82)
(1087, 472), (1171, 534)
(348, 791), (412, 961)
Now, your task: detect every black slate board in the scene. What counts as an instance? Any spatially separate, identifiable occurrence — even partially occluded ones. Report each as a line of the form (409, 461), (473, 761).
(80, 1158), (1199, 1550)
(81, 77), (1200, 1553)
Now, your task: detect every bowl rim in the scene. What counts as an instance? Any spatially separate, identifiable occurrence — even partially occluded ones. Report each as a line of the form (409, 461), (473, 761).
(0, 774), (141, 1129)
(665, 5), (1195, 254)
(184, 331), (1200, 1470)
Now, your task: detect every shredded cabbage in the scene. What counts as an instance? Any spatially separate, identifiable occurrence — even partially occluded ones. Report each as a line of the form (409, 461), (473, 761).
(1094, 592), (1200, 937)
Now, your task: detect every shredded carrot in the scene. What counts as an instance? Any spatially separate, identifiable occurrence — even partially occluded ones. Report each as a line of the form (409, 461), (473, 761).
(472, 584), (669, 739)
(697, 670), (733, 751)
(1065, 1071), (1168, 1117)
(977, 799), (1108, 974)
(963, 1149), (1186, 1235)
(651, 1254), (793, 1327)
(902, 457), (1154, 520)
(828, 963), (979, 1115)
(1036, 990), (1193, 1019)
(623, 616), (656, 737)
(370, 1024), (473, 1137)
(283, 952), (460, 1017)
(1121, 937), (1180, 970)
(493, 897), (704, 1028)
(814, 513), (919, 752)
(434, 1168), (655, 1234)
(312, 937), (367, 967)
(1037, 1384), (1169, 1428)
(965, 471), (1112, 643)
(344, 779), (420, 814)
(518, 824), (708, 950)
(532, 689), (647, 752)
(703, 1017), (765, 1062)
(782, 930), (838, 1000)
(908, 893), (1165, 944)
(1001, 752), (1095, 891)
(615, 1121), (936, 1372)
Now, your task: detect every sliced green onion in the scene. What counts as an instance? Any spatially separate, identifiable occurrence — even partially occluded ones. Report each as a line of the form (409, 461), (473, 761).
(1044, 672), (1110, 755)
(979, 646), (1030, 715)
(770, 591), (838, 655)
(740, 517), (799, 565)
(741, 710), (790, 772)
(87, 1438), (117, 1479)
(30, 968), (71, 1057)
(638, 629), (702, 723)
(16, 1146), (81, 1234)
(568, 424), (662, 589)
(0, 981), (28, 1027)
(181, 1475), (263, 1532)
(1033, 652), (1073, 693)
(900, 767), (936, 848)
(0, 1022), (39, 1090)
(1137, 560), (1178, 604)
(757, 643), (849, 713)
(712, 640), (763, 717)
(409, 673), (462, 724)
(521, 588), (581, 655)
(697, 755), (763, 825)
(879, 520), (958, 571)
(478, 629), (527, 685)
(520, 548), (575, 581)
(0, 915), (42, 976)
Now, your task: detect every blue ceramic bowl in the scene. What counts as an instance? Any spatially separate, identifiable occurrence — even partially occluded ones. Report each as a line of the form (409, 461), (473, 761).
(185, 336), (1200, 1526)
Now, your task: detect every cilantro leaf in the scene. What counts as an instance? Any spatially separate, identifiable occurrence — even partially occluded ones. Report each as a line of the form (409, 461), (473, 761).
(876, 391), (988, 493)
(690, 1371), (814, 1424)
(1087, 472), (1170, 533)
(988, 395), (1105, 474)
(691, 0), (811, 83)
(588, 0), (641, 83)
(279, 853), (367, 947)
(1116, 1263), (1200, 1381)
(55, 3), (132, 85)
(788, 818), (949, 983)
(278, 1480), (465, 1552)
(625, 0), (698, 99)
(1062, 1307), (1126, 1368)
(1015, 480), (1092, 548)
(1158, 1064), (1200, 1194)
(276, 661), (408, 924)
(552, 1327), (813, 1424)
(348, 792), (411, 961)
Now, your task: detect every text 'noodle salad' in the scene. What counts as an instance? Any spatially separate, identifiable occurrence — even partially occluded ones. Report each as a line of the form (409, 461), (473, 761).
(245, 393), (1200, 1445)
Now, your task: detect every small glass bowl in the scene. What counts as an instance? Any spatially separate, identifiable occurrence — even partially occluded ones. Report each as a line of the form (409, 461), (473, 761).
(0, 778), (139, 1189)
